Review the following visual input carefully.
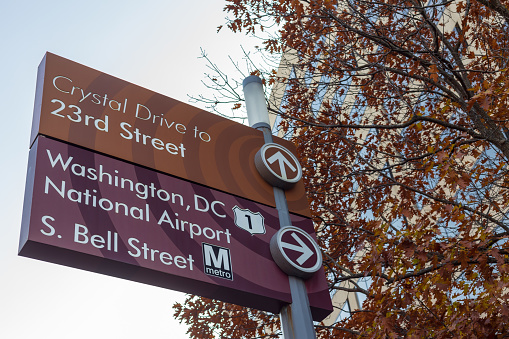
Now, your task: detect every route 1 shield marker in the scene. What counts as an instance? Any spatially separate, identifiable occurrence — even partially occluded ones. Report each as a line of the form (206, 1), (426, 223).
(232, 206), (266, 235)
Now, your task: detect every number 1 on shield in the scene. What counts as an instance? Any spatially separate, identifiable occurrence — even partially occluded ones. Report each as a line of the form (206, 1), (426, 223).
(245, 215), (253, 230)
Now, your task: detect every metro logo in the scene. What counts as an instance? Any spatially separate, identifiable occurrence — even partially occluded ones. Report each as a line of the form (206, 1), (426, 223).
(202, 243), (233, 281)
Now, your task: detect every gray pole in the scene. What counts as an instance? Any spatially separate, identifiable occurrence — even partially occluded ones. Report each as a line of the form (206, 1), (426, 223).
(243, 75), (317, 339)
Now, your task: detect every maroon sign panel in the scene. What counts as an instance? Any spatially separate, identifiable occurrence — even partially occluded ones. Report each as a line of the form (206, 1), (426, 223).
(19, 136), (332, 321)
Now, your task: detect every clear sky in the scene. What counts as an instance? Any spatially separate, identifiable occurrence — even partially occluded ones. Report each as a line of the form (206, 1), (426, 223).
(0, 1), (260, 338)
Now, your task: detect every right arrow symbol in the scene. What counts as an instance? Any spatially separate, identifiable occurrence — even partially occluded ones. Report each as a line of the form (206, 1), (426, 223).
(267, 151), (297, 180)
(280, 232), (313, 265)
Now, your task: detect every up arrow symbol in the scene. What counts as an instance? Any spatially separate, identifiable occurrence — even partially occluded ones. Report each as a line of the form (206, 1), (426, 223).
(267, 151), (296, 180)
(280, 232), (313, 265)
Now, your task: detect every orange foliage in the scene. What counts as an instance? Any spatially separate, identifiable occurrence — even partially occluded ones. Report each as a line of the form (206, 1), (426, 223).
(175, 0), (509, 337)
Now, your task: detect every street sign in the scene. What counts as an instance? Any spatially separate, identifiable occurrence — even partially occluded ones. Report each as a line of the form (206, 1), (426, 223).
(20, 56), (333, 328)
(254, 143), (302, 190)
(29, 52), (310, 217)
(270, 226), (323, 279)
(19, 136), (332, 320)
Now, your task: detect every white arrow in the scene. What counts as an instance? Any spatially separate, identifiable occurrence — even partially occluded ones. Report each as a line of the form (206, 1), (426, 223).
(280, 232), (313, 265)
(267, 151), (297, 180)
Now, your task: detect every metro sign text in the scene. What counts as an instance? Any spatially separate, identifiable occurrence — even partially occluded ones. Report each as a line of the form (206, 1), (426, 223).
(203, 243), (233, 280)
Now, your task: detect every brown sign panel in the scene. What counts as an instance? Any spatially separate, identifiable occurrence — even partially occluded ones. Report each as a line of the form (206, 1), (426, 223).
(19, 136), (332, 320)
(30, 53), (310, 217)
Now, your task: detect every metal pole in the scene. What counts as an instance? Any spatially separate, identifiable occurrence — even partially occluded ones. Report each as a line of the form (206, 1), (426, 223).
(243, 75), (317, 339)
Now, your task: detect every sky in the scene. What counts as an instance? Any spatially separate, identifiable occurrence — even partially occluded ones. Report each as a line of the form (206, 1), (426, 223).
(0, 1), (263, 338)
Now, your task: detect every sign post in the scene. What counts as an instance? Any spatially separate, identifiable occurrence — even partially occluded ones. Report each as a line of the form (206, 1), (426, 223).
(243, 75), (318, 339)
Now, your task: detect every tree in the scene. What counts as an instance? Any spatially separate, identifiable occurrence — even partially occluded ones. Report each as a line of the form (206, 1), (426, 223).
(174, 0), (509, 337)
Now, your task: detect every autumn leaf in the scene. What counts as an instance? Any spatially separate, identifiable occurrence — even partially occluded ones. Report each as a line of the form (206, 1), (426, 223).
(429, 64), (439, 83)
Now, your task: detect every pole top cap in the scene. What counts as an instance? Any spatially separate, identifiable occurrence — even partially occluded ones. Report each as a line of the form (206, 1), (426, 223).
(243, 75), (263, 89)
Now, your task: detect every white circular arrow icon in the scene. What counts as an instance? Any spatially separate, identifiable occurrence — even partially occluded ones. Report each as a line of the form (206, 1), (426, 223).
(270, 226), (323, 279)
(254, 143), (302, 190)
(267, 151), (297, 181)
(280, 232), (314, 265)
